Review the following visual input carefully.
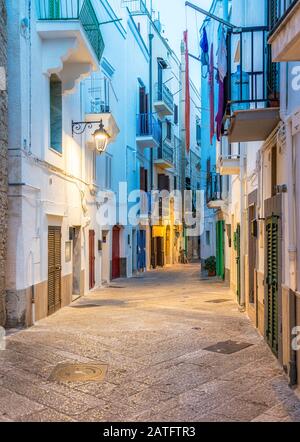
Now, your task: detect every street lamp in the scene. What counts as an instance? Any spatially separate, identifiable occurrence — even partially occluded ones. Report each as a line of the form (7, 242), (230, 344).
(93, 120), (110, 154)
(72, 119), (110, 155)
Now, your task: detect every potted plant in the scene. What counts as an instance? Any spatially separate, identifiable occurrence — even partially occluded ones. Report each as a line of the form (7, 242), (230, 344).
(204, 256), (216, 277)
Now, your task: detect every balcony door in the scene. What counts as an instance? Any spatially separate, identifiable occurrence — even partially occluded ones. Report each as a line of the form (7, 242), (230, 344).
(139, 86), (149, 134)
(48, 226), (62, 316)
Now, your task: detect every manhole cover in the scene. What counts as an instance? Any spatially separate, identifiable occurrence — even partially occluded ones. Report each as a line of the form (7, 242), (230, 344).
(49, 363), (108, 382)
(204, 340), (253, 355)
(206, 299), (230, 304)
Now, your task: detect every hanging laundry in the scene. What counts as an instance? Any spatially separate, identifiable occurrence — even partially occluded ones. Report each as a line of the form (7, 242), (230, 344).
(216, 28), (227, 82)
(184, 30), (191, 154)
(200, 26), (209, 75)
(215, 73), (225, 142)
(209, 43), (215, 145)
(215, 29), (227, 141)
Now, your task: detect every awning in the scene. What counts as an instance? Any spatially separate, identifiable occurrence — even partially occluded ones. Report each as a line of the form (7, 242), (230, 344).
(228, 108), (280, 143)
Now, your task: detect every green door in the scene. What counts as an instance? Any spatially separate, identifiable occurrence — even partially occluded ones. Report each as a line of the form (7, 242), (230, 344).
(216, 221), (225, 279)
(234, 224), (241, 304)
(266, 215), (279, 356)
(49, 0), (61, 19)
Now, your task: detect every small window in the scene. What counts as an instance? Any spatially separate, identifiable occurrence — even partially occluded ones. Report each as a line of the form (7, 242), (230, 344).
(196, 120), (201, 147)
(50, 74), (62, 153)
(166, 121), (172, 141)
(206, 230), (210, 246)
(174, 104), (178, 125)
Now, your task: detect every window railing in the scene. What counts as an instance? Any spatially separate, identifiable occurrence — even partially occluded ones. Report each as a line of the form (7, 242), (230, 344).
(36, 0), (104, 61)
(157, 140), (174, 165)
(207, 172), (222, 204)
(269, 0), (299, 33)
(84, 76), (110, 114)
(225, 27), (279, 118)
(136, 113), (161, 145)
(121, 0), (148, 15)
(155, 83), (174, 112)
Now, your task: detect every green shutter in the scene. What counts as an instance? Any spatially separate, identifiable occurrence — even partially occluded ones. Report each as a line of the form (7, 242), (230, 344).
(49, 0), (61, 19)
(266, 215), (279, 356)
(50, 75), (62, 153)
(235, 224), (241, 304)
(216, 221), (225, 280)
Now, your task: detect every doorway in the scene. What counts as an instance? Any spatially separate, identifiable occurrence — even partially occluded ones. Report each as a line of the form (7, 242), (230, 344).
(89, 230), (95, 290)
(72, 227), (81, 301)
(112, 226), (120, 279)
(48, 226), (62, 316)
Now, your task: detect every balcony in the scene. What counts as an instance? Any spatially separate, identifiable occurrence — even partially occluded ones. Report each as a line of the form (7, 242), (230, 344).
(224, 27), (280, 143)
(84, 76), (120, 150)
(155, 140), (174, 169)
(136, 113), (161, 149)
(121, 0), (148, 15)
(207, 172), (225, 209)
(36, 0), (104, 93)
(219, 156), (240, 176)
(154, 83), (174, 118)
(268, 0), (300, 61)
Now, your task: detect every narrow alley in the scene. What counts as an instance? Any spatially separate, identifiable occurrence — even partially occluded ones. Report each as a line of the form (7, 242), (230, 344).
(0, 264), (299, 422)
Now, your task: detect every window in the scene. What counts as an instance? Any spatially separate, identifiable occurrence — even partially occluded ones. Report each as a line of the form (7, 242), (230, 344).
(196, 120), (201, 147)
(105, 155), (112, 189)
(166, 121), (172, 141)
(50, 74), (62, 153)
(174, 104), (178, 125)
(206, 230), (211, 246)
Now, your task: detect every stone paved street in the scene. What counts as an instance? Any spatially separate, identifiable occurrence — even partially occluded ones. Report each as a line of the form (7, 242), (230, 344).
(0, 264), (300, 422)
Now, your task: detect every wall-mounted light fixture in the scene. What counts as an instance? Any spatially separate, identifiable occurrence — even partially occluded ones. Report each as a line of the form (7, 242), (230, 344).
(72, 119), (110, 154)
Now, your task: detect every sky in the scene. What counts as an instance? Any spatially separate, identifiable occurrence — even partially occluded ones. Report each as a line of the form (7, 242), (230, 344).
(151, 0), (213, 89)
(108, 0), (213, 89)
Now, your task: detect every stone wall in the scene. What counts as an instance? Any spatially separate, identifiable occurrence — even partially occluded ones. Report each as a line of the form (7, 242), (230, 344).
(0, 0), (8, 327)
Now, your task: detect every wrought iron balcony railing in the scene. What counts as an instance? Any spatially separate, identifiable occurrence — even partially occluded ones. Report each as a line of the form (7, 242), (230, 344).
(157, 140), (174, 165)
(155, 83), (174, 112)
(36, 0), (105, 61)
(207, 172), (222, 204)
(225, 27), (279, 118)
(136, 113), (161, 145)
(269, 0), (299, 33)
(121, 0), (148, 15)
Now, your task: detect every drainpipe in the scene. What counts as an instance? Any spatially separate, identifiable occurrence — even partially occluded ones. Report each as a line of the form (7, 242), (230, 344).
(285, 119), (298, 386)
(180, 40), (186, 251)
(149, 6), (154, 267)
(239, 143), (246, 310)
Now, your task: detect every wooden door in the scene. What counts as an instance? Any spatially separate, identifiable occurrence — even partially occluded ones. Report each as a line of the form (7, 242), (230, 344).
(48, 226), (61, 315)
(112, 226), (120, 279)
(89, 230), (95, 289)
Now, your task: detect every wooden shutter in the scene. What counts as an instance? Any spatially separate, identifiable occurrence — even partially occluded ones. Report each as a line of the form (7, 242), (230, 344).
(48, 226), (61, 315)
(49, 0), (61, 19)
(50, 75), (62, 153)
(266, 215), (279, 356)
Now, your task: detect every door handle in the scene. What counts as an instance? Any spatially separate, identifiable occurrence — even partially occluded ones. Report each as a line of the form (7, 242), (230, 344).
(55, 266), (62, 271)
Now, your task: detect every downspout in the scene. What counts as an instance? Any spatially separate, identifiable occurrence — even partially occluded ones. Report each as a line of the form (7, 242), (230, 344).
(239, 142), (246, 310)
(149, 5), (154, 267)
(180, 40), (186, 251)
(280, 59), (297, 385)
(285, 119), (298, 386)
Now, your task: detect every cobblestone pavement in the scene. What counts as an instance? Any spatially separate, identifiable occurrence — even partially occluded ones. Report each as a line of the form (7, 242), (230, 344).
(0, 264), (300, 422)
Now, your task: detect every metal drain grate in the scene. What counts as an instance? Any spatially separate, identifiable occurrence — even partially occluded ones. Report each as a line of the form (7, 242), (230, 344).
(204, 340), (253, 355)
(49, 363), (108, 382)
(206, 299), (230, 304)
(108, 285), (125, 289)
